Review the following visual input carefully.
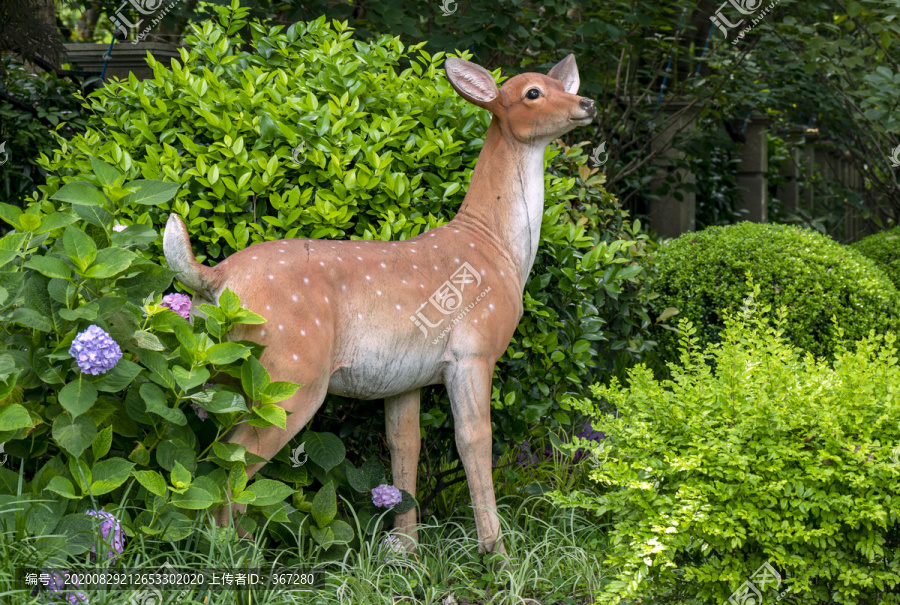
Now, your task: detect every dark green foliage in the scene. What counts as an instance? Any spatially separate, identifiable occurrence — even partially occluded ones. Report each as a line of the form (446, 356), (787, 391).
(552, 295), (900, 605)
(0, 55), (90, 213)
(852, 227), (900, 289)
(649, 222), (900, 362)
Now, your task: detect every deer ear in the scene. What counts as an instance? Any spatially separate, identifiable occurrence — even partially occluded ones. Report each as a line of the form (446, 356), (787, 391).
(548, 54), (580, 94)
(445, 57), (499, 109)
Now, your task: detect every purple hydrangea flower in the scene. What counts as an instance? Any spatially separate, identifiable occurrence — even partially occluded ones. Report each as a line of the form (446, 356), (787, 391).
(371, 484), (402, 508)
(161, 293), (192, 321)
(190, 401), (208, 421)
(86, 509), (125, 563)
(69, 325), (122, 375)
(44, 570), (89, 604)
(112, 224), (127, 232)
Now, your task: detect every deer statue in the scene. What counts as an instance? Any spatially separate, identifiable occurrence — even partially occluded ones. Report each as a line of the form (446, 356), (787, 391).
(163, 54), (595, 555)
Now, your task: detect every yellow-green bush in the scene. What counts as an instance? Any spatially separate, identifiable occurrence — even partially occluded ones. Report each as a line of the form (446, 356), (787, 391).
(852, 227), (900, 289)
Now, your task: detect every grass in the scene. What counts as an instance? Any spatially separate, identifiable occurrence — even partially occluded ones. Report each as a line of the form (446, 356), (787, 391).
(0, 448), (612, 605)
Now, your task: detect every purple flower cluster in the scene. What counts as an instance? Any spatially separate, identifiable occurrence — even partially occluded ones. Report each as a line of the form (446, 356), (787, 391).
(161, 293), (192, 321)
(69, 325), (122, 375)
(112, 224), (127, 233)
(86, 509), (125, 563)
(492, 423), (607, 470)
(34, 570), (88, 604)
(371, 484), (402, 508)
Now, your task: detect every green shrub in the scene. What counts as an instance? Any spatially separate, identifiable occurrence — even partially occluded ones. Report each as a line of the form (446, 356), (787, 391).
(852, 227), (900, 289)
(649, 222), (900, 363)
(26, 3), (659, 485)
(551, 288), (900, 605)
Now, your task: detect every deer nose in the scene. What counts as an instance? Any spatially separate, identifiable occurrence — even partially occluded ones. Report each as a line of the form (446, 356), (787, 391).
(580, 98), (597, 116)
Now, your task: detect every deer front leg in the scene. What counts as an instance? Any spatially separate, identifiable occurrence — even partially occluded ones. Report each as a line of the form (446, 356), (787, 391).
(385, 388), (421, 554)
(446, 358), (506, 555)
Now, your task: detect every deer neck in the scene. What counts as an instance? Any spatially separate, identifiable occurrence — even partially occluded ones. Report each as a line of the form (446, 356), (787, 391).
(452, 118), (548, 288)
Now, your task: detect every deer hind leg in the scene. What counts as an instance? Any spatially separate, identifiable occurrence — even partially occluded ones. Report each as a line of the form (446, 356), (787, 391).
(385, 388), (421, 554)
(213, 365), (331, 532)
(445, 358), (506, 555)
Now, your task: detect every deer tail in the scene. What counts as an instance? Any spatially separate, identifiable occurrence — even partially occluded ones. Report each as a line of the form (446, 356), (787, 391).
(162, 213), (219, 301)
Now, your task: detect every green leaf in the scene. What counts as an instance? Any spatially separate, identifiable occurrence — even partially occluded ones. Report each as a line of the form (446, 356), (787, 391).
(141, 382), (187, 426)
(173, 365), (210, 392)
(191, 390), (248, 414)
(301, 431), (345, 472)
(258, 114), (277, 141)
(63, 226), (97, 270)
(72, 204), (112, 229)
(90, 157), (123, 187)
(133, 330), (166, 351)
(92, 358), (142, 392)
(212, 442), (247, 463)
(45, 476), (79, 499)
(329, 519), (355, 545)
(155, 439), (196, 473)
(393, 488), (417, 514)
(309, 524), (335, 547)
(205, 342), (250, 365)
(84, 247), (135, 278)
(58, 379), (99, 418)
(24, 256), (71, 280)
(133, 470), (168, 498)
(228, 465), (247, 495)
(347, 457), (386, 493)
(261, 381), (301, 404)
(92, 425), (113, 459)
(89, 458), (135, 495)
(52, 413), (97, 457)
(253, 404), (287, 429)
(122, 179), (181, 206)
(241, 356), (270, 401)
(51, 182), (107, 206)
(0, 404), (33, 431)
(34, 206), (77, 235)
(170, 461), (192, 489)
(310, 481), (337, 527)
(171, 485), (213, 509)
(246, 478), (295, 507)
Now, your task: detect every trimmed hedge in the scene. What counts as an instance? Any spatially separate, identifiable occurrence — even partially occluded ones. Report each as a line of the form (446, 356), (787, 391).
(851, 226), (900, 289)
(649, 222), (900, 361)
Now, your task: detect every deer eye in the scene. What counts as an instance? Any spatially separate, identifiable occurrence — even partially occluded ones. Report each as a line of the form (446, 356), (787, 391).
(526, 88), (540, 100)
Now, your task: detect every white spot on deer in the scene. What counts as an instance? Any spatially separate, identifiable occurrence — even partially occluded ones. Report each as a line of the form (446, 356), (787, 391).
(337, 257), (343, 261)
(325, 296), (329, 303)
(454, 229), (459, 233)
(292, 295), (298, 302)
(278, 324), (283, 330)
(411, 249), (416, 253)
(454, 258), (460, 263)
(268, 275), (274, 280)
(380, 262), (386, 268)
(304, 278), (310, 285)
(355, 246), (360, 249)
(293, 354), (299, 360)
(401, 279), (407, 284)
(261, 329), (267, 336)
(279, 249), (285, 252)
(433, 265), (438, 270)
(365, 275), (371, 280)
(315, 318), (320, 326)
(419, 284), (424, 288)
(395, 304), (401, 310)
(319, 261), (325, 266)
(413, 265), (418, 269)
(357, 313), (363, 320)
(499, 270), (505, 276)
(341, 285), (346, 290)
(279, 260), (285, 264)
(301, 329), (306, 336)
(489, 303), (495, 310)
(480, 269), (486, 275)
(376, 290), (382, 296)
(433, 245), (438, 248)
(246, 274), (251, 279)
(357, 256), (363, 261)
(469, 243), (475, 248)
(252, 256), (257, 259)
(266, 305), (271, 310)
